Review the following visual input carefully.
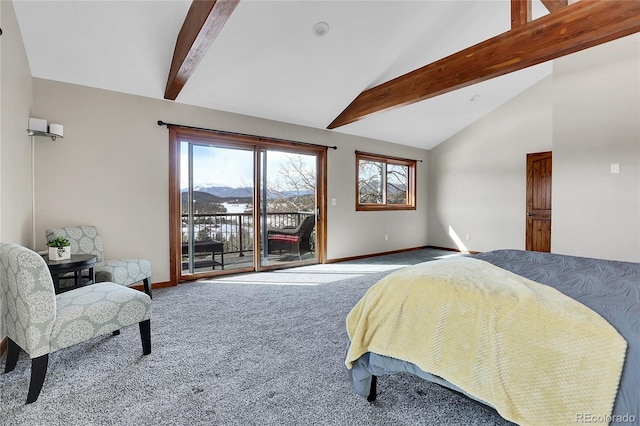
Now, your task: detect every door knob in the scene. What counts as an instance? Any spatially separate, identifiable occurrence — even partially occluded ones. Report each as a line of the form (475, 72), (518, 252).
(527, 212), (533, 216)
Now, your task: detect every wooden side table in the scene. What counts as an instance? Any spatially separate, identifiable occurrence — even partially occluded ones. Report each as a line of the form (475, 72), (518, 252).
(44, 254), (97, 294)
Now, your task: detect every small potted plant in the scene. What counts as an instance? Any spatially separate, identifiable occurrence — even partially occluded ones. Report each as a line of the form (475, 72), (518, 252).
(48, 236), (71, 261)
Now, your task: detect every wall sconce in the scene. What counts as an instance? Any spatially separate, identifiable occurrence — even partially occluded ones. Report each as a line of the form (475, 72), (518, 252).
(28, 117), (64, 141)
(28, 117), (65, 249)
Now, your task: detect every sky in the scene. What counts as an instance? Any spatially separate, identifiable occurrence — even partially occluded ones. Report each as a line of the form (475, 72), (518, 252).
(180, 142), (315, 190)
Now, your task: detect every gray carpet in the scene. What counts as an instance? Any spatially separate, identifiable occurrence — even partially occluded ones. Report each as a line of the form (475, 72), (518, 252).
(1, 248), (513, 425)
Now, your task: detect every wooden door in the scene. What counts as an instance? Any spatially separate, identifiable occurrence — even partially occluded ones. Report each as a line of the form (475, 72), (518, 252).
(525, 151), (552, 252)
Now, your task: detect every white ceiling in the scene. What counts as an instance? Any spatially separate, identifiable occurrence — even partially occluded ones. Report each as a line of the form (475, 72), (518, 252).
(13, 0), (553, 150)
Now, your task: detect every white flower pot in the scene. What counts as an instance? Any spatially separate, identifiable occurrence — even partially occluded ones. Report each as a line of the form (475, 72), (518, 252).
(49, 246), (71, 261)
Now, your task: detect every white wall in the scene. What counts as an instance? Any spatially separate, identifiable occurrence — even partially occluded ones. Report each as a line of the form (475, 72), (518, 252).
(552, 34), (640, 261)
(326, 134), (429, 259)
(1, 0), (33, 246)
(428, 77), (553, 252)
(1, 0), (34, 342)
(31, 79), (430, 283)
(428, 34), (640, 262)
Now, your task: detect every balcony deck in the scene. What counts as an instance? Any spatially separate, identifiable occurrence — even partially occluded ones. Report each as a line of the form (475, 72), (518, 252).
(181, 211), (316, 274)
(184, 250), (317, 274)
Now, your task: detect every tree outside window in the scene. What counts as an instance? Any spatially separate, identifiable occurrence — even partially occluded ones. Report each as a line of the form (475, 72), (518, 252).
(356, 152), (416, 211)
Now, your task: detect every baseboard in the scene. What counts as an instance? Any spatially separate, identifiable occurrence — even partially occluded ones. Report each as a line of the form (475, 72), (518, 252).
(0, 336), (6, 358)
(326, 245), (482, 264)
(326, 245), (429, 264)
(129, 247), (478, 290)
(427, 245), (482, 255)
(130, 280), (174, 292)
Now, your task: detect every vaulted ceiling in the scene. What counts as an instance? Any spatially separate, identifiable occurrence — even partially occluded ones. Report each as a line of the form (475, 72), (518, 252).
(12, 0), (639, 150)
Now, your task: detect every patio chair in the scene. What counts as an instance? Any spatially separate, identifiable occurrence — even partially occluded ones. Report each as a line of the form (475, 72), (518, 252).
(0, 243), (151, 403)
(267, 214), (316, 260)
(45, 225), (152, 298)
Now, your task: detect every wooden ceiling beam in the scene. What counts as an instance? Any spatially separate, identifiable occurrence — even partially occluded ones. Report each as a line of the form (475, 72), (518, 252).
(164, 0), (240, 101)
(328, 0), (640, 130)
(511, 0), (532, 29)
(541, 0), (569, 13)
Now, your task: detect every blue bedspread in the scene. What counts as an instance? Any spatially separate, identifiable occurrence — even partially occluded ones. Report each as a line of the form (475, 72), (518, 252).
(349, 250), (640, 425)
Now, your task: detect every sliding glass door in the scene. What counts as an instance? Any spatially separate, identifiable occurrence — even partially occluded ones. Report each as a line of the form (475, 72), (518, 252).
(259, 149), (318, 267)
(181, 143), (254, 275)
(170, 127), (325, 283)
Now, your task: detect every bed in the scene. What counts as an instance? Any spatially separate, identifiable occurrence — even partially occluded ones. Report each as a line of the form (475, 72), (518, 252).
(345, 249), (640, 425)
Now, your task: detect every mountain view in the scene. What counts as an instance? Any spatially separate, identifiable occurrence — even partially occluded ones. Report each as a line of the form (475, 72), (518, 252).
(181, 190), (251, 214)
(193, 185), (253, 198)
(190, 185), (313, 200)
(181, 186), (316, 215)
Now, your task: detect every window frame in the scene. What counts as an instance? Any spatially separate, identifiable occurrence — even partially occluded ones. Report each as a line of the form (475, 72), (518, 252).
(168, 126), (328, 285)
(355, 151), (416, 211)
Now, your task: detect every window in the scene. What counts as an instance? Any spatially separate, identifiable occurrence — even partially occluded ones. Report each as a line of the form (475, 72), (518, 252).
(356, 151), (416, 211)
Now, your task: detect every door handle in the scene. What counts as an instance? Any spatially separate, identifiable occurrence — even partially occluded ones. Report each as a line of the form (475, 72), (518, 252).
(527, 212), (533, 216)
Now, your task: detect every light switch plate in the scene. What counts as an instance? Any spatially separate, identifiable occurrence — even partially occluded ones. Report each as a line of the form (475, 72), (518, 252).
(611, 163), (620, 174)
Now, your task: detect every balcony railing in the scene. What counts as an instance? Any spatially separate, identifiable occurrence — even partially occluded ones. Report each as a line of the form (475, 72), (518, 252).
(182, 211), (314, 257)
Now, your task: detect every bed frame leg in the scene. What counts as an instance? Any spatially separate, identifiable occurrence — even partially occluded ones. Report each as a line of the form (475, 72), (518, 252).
(367, 375), (377, 402)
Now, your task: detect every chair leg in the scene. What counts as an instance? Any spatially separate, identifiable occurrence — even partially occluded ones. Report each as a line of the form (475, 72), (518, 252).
(4, 338), (20, 373)
(139, 319), (151, 355)
(26, 354), (49, 404)
(143, 278), (152, 299)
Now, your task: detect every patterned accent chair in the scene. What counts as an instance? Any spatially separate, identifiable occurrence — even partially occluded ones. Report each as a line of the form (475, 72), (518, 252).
(45, 226), (152, 298)
(0, 243), (151, 403)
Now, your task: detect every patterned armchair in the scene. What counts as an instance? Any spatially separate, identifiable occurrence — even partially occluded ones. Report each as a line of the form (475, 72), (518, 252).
(45, 226), (152, 298)
(0, 243), (151, 403)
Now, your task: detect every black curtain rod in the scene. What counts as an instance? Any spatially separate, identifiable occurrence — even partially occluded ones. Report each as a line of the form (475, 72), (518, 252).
(157, 120), (337, 150)
(355, 149), (423, 163)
